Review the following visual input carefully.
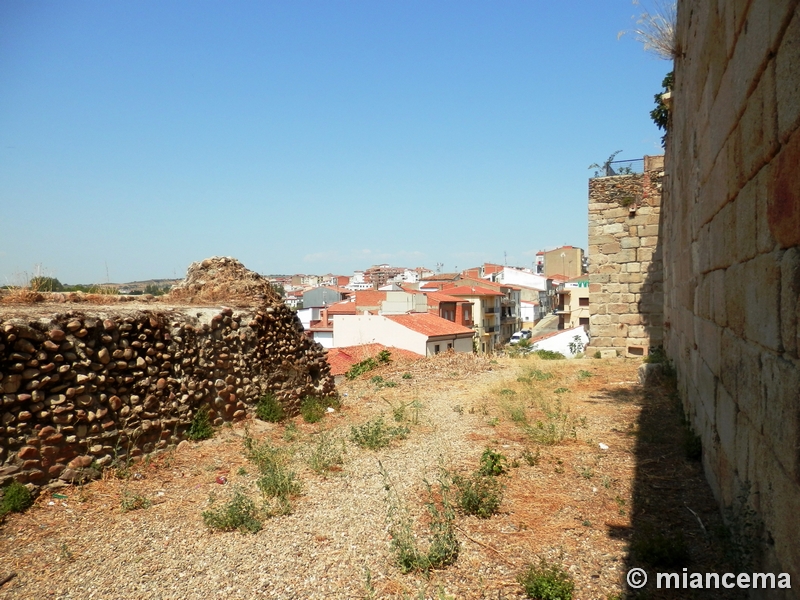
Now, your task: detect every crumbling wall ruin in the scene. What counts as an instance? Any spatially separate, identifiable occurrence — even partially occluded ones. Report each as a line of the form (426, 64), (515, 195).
(0, 301), (335, 490)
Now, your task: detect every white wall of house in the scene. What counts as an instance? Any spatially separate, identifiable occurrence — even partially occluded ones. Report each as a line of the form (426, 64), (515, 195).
(520, 301), (540, 323)
(381, 291), (427, 315)
(425, 336), (473, 356)
(496, 268), (546, 291)
(311, 331), (334, 349)
(531, 326), (590, 358)
(296, 307), (322, 330)
(333, 315), (427, 355)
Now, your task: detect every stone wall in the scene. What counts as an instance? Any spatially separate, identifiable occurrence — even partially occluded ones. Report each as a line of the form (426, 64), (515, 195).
(588, 155), (664, 357)
(0, 303), (335, 489)
(664, 0), (800, 588)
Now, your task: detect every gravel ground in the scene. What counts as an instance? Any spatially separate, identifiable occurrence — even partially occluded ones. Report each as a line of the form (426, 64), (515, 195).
(0, 354), (737, 599)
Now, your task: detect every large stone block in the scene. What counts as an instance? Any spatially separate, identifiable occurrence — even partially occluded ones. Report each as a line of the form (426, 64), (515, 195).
(761, 351), (800, 481)
(719, 329), (764, 427)
(716, 383), (738, 468)
(776, 8), (800, 143)
(781, 247), (800, 357)
(767, 126), (800, 248)
(695, 317), (722, 375)
(743, 252), (782, 351)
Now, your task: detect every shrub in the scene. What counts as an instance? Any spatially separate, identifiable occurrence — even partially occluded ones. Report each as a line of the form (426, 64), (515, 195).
(187, 405), (214, 441)
(534, 349), (566, 360)
(524, 400), (579, 445)
(255, 393), (285, 423)
(300, 396), (325, 423)
(382, 465), (459, 573)
(121, 491), (151, 512)
(0, 481), (33, 518)
(479, 448), (508, 476)
(345, 350), (392, 379)
(308, 430), (345, 474)
(453, 473), (503, 518)
(202, 488), (262, 533)
(244, 436), (301, 515)
(350, 417), (409, 450)
(518, 558), (574, 600)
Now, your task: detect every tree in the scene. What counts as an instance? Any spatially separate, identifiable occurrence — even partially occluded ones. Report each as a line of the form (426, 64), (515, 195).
(651, 71), (674, 147)
(29, 277), (63, 292)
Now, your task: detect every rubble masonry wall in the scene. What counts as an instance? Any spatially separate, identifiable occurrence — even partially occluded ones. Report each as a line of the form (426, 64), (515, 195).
(0, 304), (335, 489)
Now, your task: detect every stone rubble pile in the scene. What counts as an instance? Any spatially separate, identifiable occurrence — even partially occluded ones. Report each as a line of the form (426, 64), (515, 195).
(168, 256), (281, 306)
(0, 302), (335, 490)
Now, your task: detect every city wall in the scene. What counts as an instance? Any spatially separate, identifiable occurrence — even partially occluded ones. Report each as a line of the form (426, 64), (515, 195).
(664, 0), (800, 588)
(588, 156), (664, 357)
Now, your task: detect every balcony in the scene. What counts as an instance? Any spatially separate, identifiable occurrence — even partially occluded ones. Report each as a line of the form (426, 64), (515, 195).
(484, 307), (498, 314)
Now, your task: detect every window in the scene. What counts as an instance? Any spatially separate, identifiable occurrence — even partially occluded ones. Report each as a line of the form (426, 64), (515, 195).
(579, 297), (589, 306)
(580, 317), (590, 327)
(447, 343), (452, 350)
(434, 344), (440, 354)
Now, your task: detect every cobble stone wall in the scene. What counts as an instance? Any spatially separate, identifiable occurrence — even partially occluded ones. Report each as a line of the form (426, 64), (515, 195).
(0, 303), (335, 489)
(665, 0), (800, 588)
(588, 156), (664, 357)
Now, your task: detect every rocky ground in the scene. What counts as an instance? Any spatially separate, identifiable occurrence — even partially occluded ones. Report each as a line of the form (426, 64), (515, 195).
(0, 353), (742, 599)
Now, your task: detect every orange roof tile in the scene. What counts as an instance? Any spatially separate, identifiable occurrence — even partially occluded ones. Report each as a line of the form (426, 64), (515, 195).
(354, 291), (388, 307)
(326, 300), (357, 315)
(425, 291), (471, 305)
(440, 285), (504, 297)
(385, 313), (475, 337)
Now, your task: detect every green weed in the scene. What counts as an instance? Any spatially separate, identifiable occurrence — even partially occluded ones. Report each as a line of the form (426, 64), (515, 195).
(307, 430), (345, 474)
(121, 491), (151, 512)
(478, 448), (508, 476)
(381, 464), (459, 573)
(300, 396), (326, 423)
(453, 472), (503, 518)
(244, 435), (301, 515)
(0, 481), (32, 519)
(202, 488), (262, 533)
(517, 558), (574, 600)
(256, 393), (285, 422)
(187, 405), (214, 441)
(350, 417), (409, 450)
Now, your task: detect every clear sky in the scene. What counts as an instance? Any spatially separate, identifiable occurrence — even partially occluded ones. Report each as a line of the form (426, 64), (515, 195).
(1, 1), (671, 284)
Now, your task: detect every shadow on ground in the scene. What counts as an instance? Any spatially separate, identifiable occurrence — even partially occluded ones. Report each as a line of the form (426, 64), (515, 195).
(597, 374), (746, 599)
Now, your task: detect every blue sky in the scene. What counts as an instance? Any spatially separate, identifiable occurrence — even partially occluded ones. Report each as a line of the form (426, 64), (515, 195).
(0, 1), (671, 284)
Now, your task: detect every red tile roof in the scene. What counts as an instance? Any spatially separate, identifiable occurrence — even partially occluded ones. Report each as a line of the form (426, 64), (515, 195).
(355, 291), (387, 307)
(385, 313), (475, 337)
(426, 291), (469, 304)
(326, 300), (357, 315)
(440, 285), (504, 297)
(326, 344), (422, 375)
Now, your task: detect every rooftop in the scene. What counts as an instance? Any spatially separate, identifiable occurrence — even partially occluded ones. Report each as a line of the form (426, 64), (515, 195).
(385, 312), (475, 337)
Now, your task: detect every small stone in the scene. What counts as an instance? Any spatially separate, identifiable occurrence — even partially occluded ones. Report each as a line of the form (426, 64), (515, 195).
(97, 348), (110, 364)
(49, 329), (66, 341)
(18, 446), (39, 459)
(67, 455), (93, 469)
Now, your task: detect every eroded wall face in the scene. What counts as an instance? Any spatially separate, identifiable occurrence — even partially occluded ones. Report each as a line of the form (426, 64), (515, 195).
(665, 0), (800, 585)
(588, 160), (664, 357)
(0, 304), (335, 488)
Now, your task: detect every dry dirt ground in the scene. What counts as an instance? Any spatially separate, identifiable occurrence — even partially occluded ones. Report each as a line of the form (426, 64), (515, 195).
(0, 353), (742, 599)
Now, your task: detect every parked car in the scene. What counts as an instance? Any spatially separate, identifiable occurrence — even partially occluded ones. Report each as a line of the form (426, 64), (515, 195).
(509, 329), (532, 345)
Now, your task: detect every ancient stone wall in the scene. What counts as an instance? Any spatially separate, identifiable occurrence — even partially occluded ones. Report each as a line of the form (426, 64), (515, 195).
(664, 0), (800, 588)
(0, 303), (335, 489)
(588, 156), (664, 357)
